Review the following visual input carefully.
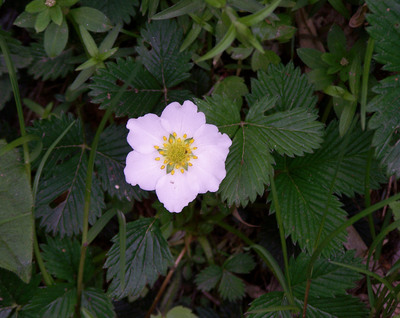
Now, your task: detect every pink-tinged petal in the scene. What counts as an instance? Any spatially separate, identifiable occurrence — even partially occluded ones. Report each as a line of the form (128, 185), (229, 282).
(124, 151), (164, 191)
(193, 124), (232, 154)
(160, 100), (206, 137)
(127, 114), (168, 154)
(155, 172), (200, 213)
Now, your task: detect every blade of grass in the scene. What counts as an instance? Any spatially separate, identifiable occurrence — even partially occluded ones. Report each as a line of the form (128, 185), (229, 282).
(117, 210), (126, 292)
(360, 38), (374, 130)
(0, 135), (38, 157)
(87, 208), (117, 245)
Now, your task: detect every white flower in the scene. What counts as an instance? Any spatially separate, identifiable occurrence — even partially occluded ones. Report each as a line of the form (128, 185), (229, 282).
(124, 100), (232, 213)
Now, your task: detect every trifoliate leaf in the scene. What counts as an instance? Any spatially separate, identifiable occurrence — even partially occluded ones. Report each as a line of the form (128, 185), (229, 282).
(80, 0), (138, 24)
(246, 62), (317, 112)
(96, 124), (148, 201)
(0, 140), (33, 283)
(366, 0), (400, 72)
(195, 265), (222, 292)
(223, 253), (256, 274)
(136, 20), (192, 88)
(212, 76), (249, 104)
(290, 251), (362, 298)
(41, 237), (94, 283)
(197, 94), (324, 207)
(82, 288), (116, 318)
(105, 218), (173, 299)
(28, 43), (74, 81)
(272, 121), (383, 254)
(247, 291), (291, 318)
(218, 271), (245, 302)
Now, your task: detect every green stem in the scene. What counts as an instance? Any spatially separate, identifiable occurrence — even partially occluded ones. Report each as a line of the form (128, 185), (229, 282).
(0, 33), (30, 182)
(360, 38), (375, 130)
(270, 176), (292, 295)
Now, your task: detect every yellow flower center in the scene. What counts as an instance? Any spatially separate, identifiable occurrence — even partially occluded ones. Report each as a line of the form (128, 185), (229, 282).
(154, 132), (198, 175)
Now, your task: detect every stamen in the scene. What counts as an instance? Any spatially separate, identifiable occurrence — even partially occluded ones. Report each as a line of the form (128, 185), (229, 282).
(155, 157), (160, 161)
(171, 170), (175, 175)
(164, 160), (168, 164)
(183, 134), (187, 138)
(193, 156), (198, 159)
(180, 169), (184, 173)
(163, 136), (167, 141)
(161, 165), (165, 169)
(193, 147), (197, 150)
(173, 132), (177, 137)
(189, 163), (193, 166)
(154, 145), (159, 149)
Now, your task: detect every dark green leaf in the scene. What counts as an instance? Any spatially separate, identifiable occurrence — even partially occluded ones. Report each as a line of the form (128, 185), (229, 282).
(82, 288), (115, 318)
(366, 0), (400, 72)
(152, 0), (205, 20)
(212, 76), (249, 104)
(44, 20), (68, 57)
(247, 291), (292, 318)
(80, 0), (138, 24)
(0, 140), (33, 283)
(195, 265), (222, 291)
(327, 24), (346, 55)
(247, 63), (318, 112)
(14, 12), (36, 28)
(28, 43), (74, 81)
(105, 218), (173, 298)
(136, 20), (192, 88)
(223, 253), (256, 274)
(96, 124), (148, 201)
(218, 271), (245, 301)
(296, 48), (327, 69)
(70, 7), (113, 32)
(41, 237), (94, 283)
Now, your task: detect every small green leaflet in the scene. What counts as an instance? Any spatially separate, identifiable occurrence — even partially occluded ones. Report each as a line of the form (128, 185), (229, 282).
(196, 83), (324, 207)
(80, 0), (138, 24)
(105, 218), (173, 298)
(89, 20), (193, 117)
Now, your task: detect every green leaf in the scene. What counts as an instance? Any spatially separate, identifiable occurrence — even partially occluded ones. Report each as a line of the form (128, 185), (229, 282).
(14, 12), (36, 28)
(152, 0), (205, 20)
(328, 0), (350, 19)
(247, 291), (292, 318)
(239, 0), (282, 26)
(272, 121), (383, 254)
(0, 140), (33, 283)
(212, 76), (249, 103)
(70, 7), (113, 32)
(296, 48), (327, 69)
(82, 288), (116, 318)
(197, 92), (323, 207)
(35, 9), (51, 33)
(247, 63), (318, 112)
(366, 0), (400, 72)
(152, 306), (198, 318)
(251, 49), (280, 72)
(80, 0), (138, 24)
(223, 253), (256, 274)
(290, 251), (362, 298)
(218, 270), (245, 301)
(96, 124), (147, 201)
(41, 237), (94, 283)
(26, 284), (77, 318)
(327, 24), (346, 55)
(0, 268), (41, 311)
(79, 25), (99, 57)
(28, 43), (74, 80)
(25, 0), (46, 13)
(136, 20), (192, 88)
(49, 5), (63, 25)
(195, 265), (222, 291)
(105, 218), (173, 298)
(367, 76), (400, 177)
(28, 114), (105, 236)
(44, 19), (68, 57)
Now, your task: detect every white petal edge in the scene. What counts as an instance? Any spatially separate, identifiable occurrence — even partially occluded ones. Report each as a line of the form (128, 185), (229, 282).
(127, 114), (168, 154)
(160, 100), (206, 137)
(124, 150), (164, 191)
(155, 172), (200, 213)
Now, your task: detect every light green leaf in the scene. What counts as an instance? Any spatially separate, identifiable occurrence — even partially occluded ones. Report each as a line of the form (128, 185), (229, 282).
(79, 0), (138, 24)
(152, 0), (205, 20)
(212, 76), (249, 103)
(25, 0), (47, 13)
(49, 5), (63, 25)
(152, 306), (198, 318)
(35, 9), (51, 32)
(14, 11), (36, 28)
(79, 25), (99, 57)
(44, 19), (68, 57)
(70, 7), (112, 32)
(0, 140), (33, 283)
(239, 0), (282, 26)
(105, 218), (173, 298)
(218, 270), (245, 301)
(195, 265), (222, 291)
(223, 253), (256, 274)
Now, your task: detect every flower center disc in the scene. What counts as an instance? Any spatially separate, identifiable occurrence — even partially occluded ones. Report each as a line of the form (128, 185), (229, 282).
(154, 132), (197, 175)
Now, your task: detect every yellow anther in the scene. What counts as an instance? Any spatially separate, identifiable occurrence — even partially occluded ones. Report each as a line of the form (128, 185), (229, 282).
(190, 139), (194, 144)
(173, 132), (177, 137)
(164, 143), (168, 147)
(154, 145), (159, 149)
(183, 134), (187, 138)
(155, 157), (160, 161)
(193, 147), (197, 150)
(163, 136), (167, 141)
(159, 151), (165, 155)
(161, 165), (165, 169)
(176, 164), (180, 169)
(171, 170), (175, 175)
(180, 169), (184, 173)
(169, 138), (173, 143)
(189, 163), (193, 166)
(164, 160), (168, 164)
(193, 156), (198, 159)
(177, 138), (181, 142)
